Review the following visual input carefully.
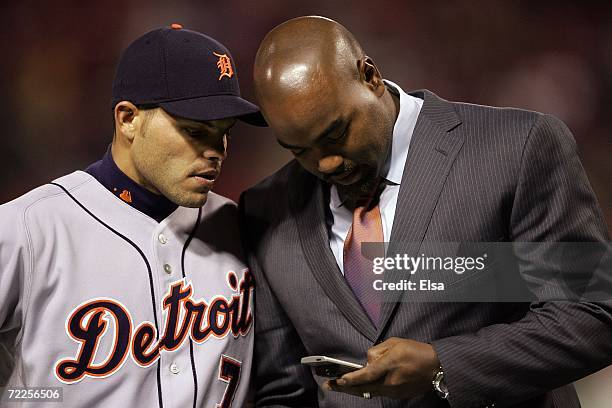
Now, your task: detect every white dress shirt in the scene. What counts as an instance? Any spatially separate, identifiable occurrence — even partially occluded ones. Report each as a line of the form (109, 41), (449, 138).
(328, 80), (423, 274)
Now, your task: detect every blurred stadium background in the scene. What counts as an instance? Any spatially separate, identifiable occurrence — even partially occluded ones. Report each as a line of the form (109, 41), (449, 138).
(0, 1), (610, 406)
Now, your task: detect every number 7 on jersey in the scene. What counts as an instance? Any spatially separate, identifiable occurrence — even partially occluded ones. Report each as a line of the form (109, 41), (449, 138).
(216, 355), (242, 408)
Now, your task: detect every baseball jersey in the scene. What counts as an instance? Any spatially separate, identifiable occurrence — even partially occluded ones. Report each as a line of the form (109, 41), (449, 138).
(0, 171), (254, 407)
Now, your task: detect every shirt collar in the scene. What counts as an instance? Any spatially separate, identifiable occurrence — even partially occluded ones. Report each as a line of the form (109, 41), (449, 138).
(381, 79), (423, 185)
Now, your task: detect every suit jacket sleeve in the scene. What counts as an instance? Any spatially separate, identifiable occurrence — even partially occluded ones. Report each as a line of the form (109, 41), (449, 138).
(239, 192), (319, 408)
(431, 114), (612, 408)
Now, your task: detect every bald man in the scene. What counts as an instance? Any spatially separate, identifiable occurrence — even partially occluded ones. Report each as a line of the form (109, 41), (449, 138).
(240, 16), (612, 408)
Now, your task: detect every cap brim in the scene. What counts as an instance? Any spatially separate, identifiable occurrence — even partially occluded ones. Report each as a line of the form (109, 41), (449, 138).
(159, 95), (267, 127)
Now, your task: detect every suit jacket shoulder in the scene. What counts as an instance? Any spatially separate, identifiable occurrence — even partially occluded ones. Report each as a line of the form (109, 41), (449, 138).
(241, 160), (306, 220)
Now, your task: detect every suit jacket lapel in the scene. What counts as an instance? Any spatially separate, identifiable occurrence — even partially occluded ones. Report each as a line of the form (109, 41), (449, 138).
(377, 90), (465, 338)
(289, 168), (378, 341)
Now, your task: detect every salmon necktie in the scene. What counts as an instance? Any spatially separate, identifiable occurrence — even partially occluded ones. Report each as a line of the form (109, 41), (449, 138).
(343, 184), (385, 327)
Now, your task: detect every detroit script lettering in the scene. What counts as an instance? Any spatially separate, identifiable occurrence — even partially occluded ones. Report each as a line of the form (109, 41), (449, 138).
(54, 269), (254, 383)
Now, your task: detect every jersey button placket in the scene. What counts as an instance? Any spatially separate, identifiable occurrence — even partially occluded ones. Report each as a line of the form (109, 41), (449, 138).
(155, 229), (174, 277)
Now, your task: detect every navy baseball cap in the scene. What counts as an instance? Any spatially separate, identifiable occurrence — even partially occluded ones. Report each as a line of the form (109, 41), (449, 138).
(111, 24), (266, 126)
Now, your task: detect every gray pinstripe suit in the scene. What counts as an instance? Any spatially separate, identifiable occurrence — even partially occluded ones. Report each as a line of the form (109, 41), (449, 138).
(240, 90), (612, 408)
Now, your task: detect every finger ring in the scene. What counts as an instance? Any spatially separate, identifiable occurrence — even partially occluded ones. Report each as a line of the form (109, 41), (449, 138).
(363, 392), (371, 399)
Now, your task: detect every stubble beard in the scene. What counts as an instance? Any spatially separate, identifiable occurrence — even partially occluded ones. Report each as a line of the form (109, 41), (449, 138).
(336, 165), (379, 210)
(153, 174), (209, 208)
(133, 147), (209, 209)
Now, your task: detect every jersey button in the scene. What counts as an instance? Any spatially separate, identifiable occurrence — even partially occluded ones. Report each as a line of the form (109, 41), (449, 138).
(170, 363), (180, 374)
(164, 264), (173, 274)
(158, 234), (168, 244)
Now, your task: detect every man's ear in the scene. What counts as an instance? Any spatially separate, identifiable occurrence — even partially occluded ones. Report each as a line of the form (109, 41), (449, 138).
(114, 101), (141, 143)
(357, 56), (385, 97)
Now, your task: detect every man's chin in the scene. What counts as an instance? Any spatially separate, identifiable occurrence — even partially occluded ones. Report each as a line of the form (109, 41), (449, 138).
(170, 191), (209, 208)
(336, 169), (379, 201)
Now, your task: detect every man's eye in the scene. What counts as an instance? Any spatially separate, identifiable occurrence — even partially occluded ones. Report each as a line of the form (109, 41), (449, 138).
(328, 129), (348, 143)
(183, 128), (202, 137)
(291, 148), (306, 156)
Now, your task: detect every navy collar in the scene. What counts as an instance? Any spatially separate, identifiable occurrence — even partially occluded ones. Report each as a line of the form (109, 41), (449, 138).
(85, 147), (178, 222)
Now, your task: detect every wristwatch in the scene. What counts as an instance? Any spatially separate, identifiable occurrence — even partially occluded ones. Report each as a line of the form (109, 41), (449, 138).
(432, 367), (449, 400)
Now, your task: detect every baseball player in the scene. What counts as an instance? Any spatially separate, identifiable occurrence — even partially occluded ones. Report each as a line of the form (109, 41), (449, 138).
(0, 24), (264, 407)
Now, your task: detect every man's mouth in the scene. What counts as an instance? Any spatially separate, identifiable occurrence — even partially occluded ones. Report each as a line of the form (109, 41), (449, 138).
(191, 169), (219, 188)
(328, 166), (360, 185)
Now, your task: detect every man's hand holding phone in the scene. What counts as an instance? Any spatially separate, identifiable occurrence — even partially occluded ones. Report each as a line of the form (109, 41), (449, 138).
(303, 337), (441, 400)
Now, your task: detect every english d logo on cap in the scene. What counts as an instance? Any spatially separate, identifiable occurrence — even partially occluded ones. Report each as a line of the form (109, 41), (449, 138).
(214, 52), (234, 80)
(111, 24), (266, 126)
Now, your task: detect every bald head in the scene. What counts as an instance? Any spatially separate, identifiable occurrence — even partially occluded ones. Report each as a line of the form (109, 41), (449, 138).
(254, 17), (364, 109)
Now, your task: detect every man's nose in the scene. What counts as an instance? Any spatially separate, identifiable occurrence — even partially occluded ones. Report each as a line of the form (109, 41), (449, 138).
(318, 155), (344, 174)
(203, 137), (228, 162)
(203, 145), (227, 163)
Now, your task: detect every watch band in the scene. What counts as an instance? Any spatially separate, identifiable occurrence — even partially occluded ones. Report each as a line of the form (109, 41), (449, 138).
(432, 367), (449, 400)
